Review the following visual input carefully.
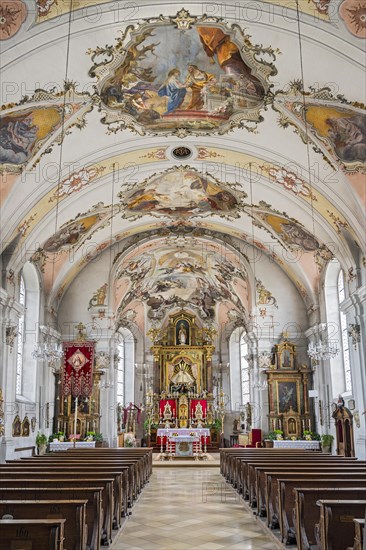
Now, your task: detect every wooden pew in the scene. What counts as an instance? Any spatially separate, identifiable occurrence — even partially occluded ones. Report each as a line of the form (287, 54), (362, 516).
(0, 465), (124, 536)
(293, 488), (366, 550)
(261, 465), (366, 528)
(14, 460), (128, 522)
(0, 499), (87, 550)
(0, 474), (113, 546)
(239, 456), (355, 501)
(0, 518), (65, 550)
(351, 518), (364, 550)
(316, 500), (366, 550)
(279, 479), (366, 545)
(0, 486), (103, 550)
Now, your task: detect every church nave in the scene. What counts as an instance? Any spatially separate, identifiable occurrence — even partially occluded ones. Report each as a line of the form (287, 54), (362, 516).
(112, 467), (276, 550)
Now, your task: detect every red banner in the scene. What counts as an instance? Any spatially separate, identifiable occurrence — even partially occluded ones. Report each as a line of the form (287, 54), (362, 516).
(62, 341), (94, 397)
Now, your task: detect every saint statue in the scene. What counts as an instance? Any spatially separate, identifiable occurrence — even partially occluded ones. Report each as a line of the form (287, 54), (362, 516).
(178, 322), (187, 345)
(171, 360), (195, 386)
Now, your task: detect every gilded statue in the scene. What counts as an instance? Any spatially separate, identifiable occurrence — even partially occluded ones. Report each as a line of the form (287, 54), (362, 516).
(88, 283), (108, 309)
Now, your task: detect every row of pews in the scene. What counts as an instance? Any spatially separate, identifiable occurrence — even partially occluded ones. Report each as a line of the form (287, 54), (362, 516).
(0, 447), (153, 550)
(220, 448), (366, 550)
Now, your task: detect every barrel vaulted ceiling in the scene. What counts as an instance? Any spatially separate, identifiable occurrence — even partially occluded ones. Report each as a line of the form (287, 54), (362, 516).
(1, 0), (365, 327)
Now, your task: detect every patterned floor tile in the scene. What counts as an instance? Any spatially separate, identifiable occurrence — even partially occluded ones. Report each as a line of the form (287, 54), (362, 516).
(111, 467), (277, 549)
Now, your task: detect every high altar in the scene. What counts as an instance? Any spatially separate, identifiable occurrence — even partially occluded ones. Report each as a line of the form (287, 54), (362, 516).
(149, 310), (217, 450)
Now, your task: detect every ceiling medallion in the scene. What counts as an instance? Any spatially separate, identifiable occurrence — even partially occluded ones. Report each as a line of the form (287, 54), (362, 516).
(88, 10), (277, 137)
(171, 146), (192, 159)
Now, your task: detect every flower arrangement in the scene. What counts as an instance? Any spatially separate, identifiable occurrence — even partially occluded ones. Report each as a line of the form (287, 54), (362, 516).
(290, 435), (297, 441)
(303, 430), (313, 441)
(171, 432), (179, 437)
(124, 434), (136, 447)
(189, 432), (196, 437)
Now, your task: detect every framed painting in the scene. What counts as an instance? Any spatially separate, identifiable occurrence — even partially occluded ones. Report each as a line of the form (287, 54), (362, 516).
(276, 380), (299, 414)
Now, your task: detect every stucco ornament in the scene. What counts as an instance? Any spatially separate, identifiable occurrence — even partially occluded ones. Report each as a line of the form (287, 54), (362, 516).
(0, 1), (27, 40)
(339, 0), (366, 38)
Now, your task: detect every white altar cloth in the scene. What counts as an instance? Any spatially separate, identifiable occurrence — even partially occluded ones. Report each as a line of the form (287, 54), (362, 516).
(273, 440), (320, 450)
(49, 441), (96, 451)
(157, 428), (210, 437)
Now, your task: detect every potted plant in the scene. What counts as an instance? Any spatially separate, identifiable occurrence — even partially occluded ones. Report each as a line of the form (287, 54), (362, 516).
(321, 434), (334, 454)
(94, 432), (104, 447)
(36, 432), (48, 455)
(263, 434), (274, 448)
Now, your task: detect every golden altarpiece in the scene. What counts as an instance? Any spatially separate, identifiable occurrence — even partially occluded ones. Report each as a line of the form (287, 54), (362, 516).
(266, 337), (314, 438)
(149, 310), (218, 444)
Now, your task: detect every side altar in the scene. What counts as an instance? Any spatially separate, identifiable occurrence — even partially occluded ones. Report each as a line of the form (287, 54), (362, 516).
(146, 310), (219, 452)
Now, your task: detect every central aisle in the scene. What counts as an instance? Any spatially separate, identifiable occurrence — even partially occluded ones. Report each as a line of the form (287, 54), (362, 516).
(112, 467), (278, 550)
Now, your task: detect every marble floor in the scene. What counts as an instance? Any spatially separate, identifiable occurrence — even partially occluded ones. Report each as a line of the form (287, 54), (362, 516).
(112, 467), (279, 550)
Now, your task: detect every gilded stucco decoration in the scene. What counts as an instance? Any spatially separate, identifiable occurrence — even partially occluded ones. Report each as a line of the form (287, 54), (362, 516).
(88, 9), (277, 136)
(0, 83), (93, 173)
(274, 82), (366, 173)
(118, 166), (247, 220)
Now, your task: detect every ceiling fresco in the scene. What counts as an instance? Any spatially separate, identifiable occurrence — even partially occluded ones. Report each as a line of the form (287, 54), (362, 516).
(1, 2), (365, 331)
(118, 166), (246, 220)
(90, 10), (277, 136)
(115, 239), (249, 321)
(274, 84), (366, 173)
(0, 84), (92, 174)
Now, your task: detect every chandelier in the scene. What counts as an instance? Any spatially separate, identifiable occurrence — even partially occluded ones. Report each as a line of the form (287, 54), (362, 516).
(32, 326), (63, 368)
(253, 380), (268, 390)
(307, 339), (339, 361)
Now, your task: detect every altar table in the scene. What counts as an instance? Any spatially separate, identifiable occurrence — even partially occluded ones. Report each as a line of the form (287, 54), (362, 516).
(49, 441), (96, 451)
(157, 428), (210, 438)
(273, 440), (321, 450)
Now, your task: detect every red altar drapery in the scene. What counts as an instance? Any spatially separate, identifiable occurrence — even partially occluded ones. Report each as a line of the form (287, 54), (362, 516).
(190, 399), (207, 419)
(159, 399), (177, 419)
(62, 341), (94, 397)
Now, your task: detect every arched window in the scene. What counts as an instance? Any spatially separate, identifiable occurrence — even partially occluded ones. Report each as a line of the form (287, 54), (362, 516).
(338, 270), (352, 393)
(16, 276), (25, 395)
(117, 328), (135, 406)
(325, 260), (353, 397)
(240, 333), (250, 405)
(16, 263), (40, 401)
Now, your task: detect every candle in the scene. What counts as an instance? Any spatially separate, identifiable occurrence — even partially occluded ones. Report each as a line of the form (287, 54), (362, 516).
(301, 419), (305, 432)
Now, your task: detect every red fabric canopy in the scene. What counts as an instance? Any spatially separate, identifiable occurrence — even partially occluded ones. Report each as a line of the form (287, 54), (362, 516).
(62, 341), (94, 397)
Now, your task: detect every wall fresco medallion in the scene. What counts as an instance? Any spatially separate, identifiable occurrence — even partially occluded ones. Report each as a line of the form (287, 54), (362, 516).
(89, 9), (277, 137)
(274, 83), (366, 173)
